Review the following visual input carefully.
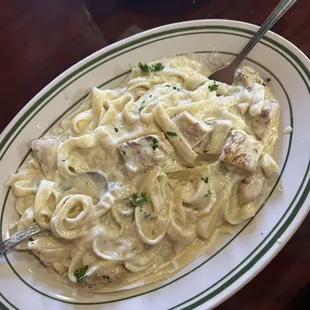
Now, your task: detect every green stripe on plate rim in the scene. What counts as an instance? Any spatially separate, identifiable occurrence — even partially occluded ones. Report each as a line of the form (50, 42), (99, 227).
(0, 51), (293, 306)
(0, 24), (308, 309)
(0, 293), (18, 310)
(0, 301), (12, 310)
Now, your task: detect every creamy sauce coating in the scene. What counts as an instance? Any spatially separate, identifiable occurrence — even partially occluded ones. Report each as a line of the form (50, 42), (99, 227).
(6, 56), (280, 291)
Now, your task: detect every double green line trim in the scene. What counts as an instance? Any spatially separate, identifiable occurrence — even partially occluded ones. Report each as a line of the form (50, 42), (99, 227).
(0, 24), (308, 310)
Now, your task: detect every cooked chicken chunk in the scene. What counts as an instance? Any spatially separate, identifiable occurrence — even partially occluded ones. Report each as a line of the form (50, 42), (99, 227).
(118, 133), (168, 175)
(31, 137), (60, 179)
(233, 66), (263, 89)
(238, 173), (265, 205)
(237, 102), (250, 115)
(172, 111), (212, 148)
(220, 130), (263, 172)
(251, 99), (280, 140)
(260, 153), (279, 178)
(84, 262), (127, 285)
(195, 120), (232, 154)
(248, 83), (265, 116)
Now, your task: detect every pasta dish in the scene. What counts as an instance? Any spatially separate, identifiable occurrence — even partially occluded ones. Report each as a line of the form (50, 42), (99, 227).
(6, 56), (280, 290)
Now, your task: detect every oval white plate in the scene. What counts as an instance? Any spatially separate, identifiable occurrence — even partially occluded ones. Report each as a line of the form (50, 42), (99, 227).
(1, 19), (310, 310)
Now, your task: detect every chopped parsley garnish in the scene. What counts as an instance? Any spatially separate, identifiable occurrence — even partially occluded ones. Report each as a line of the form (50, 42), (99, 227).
(74, 265), (88, 283)
(114, 127), (119, 132)
(129, 193), (149, 209)
(138, 62), (164, 73)
(201, 176), (209, 183)
(172, 86), (182, 91)
(153, 62), (164, 71)
(138, 62), (150, 72)
(151, 138), (159, 150)
(266, 78), (271, 82)
(208, 81), (219, 92)
(205, 190), (211, 197)
(166, 131), (178, 136)
(139, 100), (146, 113)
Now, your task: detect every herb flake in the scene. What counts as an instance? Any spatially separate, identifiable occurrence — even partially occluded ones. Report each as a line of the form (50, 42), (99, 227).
(74, 265), (88, 283)
(205, 190), (211, 197)
(151, 138), (159, 150)
(172, 86), (182, 91)
(166, 131), (178, 136)
(208, 81), (219, 92)
(201, 176), (209, 183)
(114, 127), (119, 132)
(138, 62), (150, 72)
(138, 62), (164, 73)
(130, 193), (149, 209)
(139, 100), (146, 113)
(153, 62), (164, 71)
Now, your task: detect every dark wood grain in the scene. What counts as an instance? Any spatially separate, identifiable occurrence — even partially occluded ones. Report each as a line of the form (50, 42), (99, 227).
(0, 0), (107, 131)
(0, 0), (309, 309)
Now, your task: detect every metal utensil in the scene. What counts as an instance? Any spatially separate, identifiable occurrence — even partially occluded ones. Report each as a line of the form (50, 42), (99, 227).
(209, 0), (297, 84)
(0, 171), (107, 257)
(0, 224), (42, 257)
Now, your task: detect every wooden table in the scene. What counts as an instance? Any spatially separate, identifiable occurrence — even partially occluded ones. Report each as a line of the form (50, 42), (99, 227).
(1, 0), (309, 309)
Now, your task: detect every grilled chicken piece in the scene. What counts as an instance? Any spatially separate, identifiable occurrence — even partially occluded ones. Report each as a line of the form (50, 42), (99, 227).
(195, 120), (232, 154)
(251, 99), (280, 140)
(220, 130), (263, 172)
(260, 153), (279, 178)
(172, 111), (212, 148)
(84, 262), (127, 285)
(237, 102), (250, 115)
(238, 173), (265, 205)
(233, 66), (263, 89)
(248, 83), (265, 116)
(118, 133), (168, 175)
(31, 137), (60, 179)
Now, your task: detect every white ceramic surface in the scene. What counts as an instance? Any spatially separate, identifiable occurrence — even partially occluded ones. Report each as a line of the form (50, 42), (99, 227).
(0, 20), (309, 310)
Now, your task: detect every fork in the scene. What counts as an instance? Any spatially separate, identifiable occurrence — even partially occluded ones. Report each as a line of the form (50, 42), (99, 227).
(209, 0), (297, 84)
(0, 224), (42, 257)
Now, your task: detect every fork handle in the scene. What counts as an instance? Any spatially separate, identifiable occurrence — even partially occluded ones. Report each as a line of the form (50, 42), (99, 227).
(231, 0), (297, 70)
(0, 225), (42, 257)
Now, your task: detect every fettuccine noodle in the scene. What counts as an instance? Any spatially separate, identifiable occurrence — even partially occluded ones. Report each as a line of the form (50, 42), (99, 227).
(6, 56), (280, 290)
